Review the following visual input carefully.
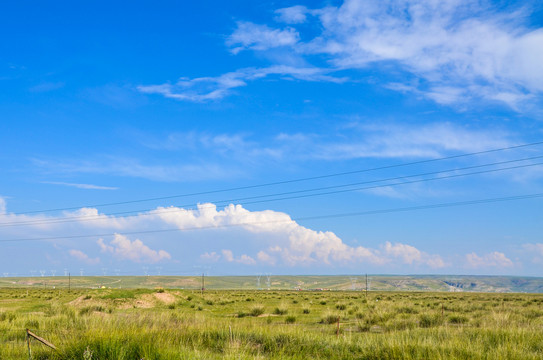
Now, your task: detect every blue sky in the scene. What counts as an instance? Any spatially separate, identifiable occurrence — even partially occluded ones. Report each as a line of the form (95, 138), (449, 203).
(1, 0), (543, 277)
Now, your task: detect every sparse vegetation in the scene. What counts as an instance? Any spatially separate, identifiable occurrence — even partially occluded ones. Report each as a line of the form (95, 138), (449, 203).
(1, 283), (543, 359)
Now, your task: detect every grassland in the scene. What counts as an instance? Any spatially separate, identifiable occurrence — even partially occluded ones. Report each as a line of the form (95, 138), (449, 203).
(2, 274), (543, 292)
(1, 286), (543, 359)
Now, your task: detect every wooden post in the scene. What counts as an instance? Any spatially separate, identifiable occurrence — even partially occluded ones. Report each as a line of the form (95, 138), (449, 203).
(26, 331), (32, 360)
(26, 329), (57, 351)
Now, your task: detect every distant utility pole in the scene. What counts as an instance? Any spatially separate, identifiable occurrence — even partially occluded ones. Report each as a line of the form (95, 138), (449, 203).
(256, 274), (262, 289)
(201, 273), (205, 295)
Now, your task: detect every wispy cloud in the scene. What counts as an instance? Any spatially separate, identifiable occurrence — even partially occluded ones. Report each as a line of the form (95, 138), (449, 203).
(138, 0), (543, 110)
(137, 65), (345, 102)
(43, 181), (118, 190)
(226, 21), (300, 54)
(29, 82), (65, 93)
(32, 157), (243, 182)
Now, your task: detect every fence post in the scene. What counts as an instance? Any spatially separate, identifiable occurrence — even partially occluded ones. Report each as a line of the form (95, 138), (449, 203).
(26, 330), (32, 360)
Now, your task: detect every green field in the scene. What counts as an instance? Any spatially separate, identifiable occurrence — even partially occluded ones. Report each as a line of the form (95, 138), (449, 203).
(2, 274), (543, 293)
(2, 284), (543, 359)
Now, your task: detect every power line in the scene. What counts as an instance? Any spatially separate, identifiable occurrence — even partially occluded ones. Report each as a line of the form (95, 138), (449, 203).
(12, 140), (543, 216)
(1, 157), (541, 228)
(1, 192), (541, 243)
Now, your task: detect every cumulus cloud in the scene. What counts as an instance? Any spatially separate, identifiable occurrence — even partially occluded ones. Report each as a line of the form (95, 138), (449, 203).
(0, 197), (468, 271)
(220, 249), (256, 265)
(383, 242), (445, 268)
(465, 251), (514, 268)
(69, 249), (100, 265)
(98, 234), (171, 263)
(200, 251), (220, 262)
(157, 203), (443, 268)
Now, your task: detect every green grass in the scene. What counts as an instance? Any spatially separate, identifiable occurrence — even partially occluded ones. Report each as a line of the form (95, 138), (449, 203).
(1, 288), (543, 359)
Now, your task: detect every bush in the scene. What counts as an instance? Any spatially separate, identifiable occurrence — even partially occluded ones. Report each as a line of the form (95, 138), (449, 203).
(448, 315), (469, 324)
(250, 305), (265, 317)
(286, 316), (296, 324)
(419, 314), (443, 328)
(321, 314), (340, 324)
(274, 307), (288, 315)
(302, 308), (310, 314)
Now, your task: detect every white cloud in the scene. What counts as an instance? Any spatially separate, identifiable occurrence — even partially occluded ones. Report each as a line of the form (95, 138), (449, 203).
(32, 157), (242, 182)
(138, 0), (543, 109)
(221, 249), (256, 265)
(304, 122), (511, 160)
(69, 249), (100, 265)
(200, 251), (220, 262)
(383, 242), (445, 268)
(157, 203), (443, 268)
(43, 181), (118, 190)
(465, 251), (514, 268)
(227, 21), (300, 54)
(275, 6), (310, 24)
(98, 234), (171, 263)
(0, 196), (6, 215)
(137, 65), (345, 102)
(257, 250), (276, 265)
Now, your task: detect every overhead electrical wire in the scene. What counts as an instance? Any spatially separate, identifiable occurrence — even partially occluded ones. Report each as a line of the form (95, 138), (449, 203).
(1, 156), (542, 228)
(12, 140), (543, 216)
(1, 192), (542, 243)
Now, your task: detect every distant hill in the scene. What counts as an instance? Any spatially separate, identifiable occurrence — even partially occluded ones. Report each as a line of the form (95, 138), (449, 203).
(2, 275), (543, 293)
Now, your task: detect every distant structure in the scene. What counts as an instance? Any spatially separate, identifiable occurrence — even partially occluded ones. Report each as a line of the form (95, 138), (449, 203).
(102, 268), (108, 276)
(64, 268), (68, 277)
(39, 270), (45, 277)
(266, 273), (271, 290)
(50, 270), (56, 277)
(256, 274), (262, 289)
(79, 268), (84, 277)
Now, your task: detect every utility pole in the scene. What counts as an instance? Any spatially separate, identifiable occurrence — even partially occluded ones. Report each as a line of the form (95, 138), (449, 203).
(68, 273), (71, 292)
(201, 273), (205, 295)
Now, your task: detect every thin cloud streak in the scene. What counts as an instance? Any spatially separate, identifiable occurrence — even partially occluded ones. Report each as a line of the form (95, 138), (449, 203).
(43, 181), (118, 190)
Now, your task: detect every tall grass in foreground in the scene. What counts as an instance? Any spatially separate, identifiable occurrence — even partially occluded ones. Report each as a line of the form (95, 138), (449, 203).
(1, 289), (543, 359)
